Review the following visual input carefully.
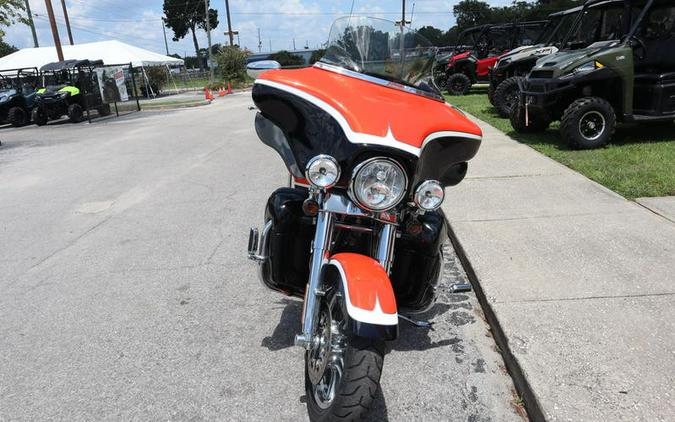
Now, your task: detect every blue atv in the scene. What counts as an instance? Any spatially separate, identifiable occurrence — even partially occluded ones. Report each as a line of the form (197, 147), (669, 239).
(0, 68), (39, 127)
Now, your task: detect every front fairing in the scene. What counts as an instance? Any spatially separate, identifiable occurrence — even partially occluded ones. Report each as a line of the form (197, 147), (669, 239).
(252, 66), (482, 193)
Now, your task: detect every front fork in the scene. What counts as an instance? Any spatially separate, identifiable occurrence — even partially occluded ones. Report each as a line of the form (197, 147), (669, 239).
(294, 196), (397, 350)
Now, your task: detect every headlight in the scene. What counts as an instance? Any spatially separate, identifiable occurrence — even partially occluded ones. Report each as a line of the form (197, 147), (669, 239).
(414, 180), (444, 211)
(351, 158), (407, 212)
(562, 61), (599, 78)
(306, 155), (340, 188)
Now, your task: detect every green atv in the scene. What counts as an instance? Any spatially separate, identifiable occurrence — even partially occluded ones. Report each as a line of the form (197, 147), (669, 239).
(512, 0), (675, 149)
(0, 68), (39, 127)
(32, 59), (111, 126)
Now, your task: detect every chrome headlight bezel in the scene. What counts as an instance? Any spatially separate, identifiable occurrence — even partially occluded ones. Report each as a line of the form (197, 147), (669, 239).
(414, 180), (445, 211)
(349, 157), (408, 212)
(305, 154), (341, 189)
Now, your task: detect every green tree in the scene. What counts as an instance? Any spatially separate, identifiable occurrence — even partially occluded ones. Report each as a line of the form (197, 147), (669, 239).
(215, 45), (248, 81)
(268, 50), (304, 67)
(417, 26), (445, 46)
(163, 0), (218, 69)
(309, 48), (326, 64)
(0, 39), (17, 57)
(0, 0), (26, 39)
(453, 0), (493, 31)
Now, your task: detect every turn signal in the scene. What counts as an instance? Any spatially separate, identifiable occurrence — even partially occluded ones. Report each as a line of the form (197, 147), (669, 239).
(302, 198), (319, 216)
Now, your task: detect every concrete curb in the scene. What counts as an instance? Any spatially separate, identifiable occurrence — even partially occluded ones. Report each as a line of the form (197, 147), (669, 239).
(447, 223), (545, 422)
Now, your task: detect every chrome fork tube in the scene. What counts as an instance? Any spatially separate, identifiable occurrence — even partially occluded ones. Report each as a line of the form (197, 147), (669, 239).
(295, 205), (334, 349)
(376, 223), (396, 274)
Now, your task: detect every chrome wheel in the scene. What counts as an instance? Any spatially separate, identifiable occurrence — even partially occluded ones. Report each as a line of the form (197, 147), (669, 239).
(308, 295), (345, 409)
(578, 110), (606, 141)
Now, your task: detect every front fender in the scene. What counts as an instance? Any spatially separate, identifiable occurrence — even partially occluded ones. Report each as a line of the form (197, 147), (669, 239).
(325, 253), (398, 341)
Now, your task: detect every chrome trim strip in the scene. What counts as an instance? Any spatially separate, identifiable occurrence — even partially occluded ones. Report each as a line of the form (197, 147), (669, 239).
(376, 223), (396, 274)
(314, 61), (445, 102)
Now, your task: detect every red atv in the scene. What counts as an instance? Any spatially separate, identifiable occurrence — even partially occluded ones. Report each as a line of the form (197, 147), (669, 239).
(445, 21), (547, 96)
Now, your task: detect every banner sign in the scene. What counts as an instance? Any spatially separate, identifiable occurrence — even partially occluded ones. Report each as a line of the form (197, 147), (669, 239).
(95, 66), (129, 103)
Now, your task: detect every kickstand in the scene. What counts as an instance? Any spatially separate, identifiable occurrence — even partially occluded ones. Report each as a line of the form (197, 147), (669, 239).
(399, 314), (434, 330)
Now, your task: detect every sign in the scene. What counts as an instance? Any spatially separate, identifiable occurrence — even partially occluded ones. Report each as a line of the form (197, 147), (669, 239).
(95, 66), (129, 103)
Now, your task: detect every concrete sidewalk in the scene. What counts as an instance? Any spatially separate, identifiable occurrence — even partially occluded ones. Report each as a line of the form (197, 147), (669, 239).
(441, 119), (675, 421)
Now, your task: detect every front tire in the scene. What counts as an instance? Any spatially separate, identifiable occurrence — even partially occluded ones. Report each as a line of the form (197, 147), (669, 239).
(8, 107), (28, 127)
(446, 73), (471, 96)
(494, 76), (522, 118)
(488, 82), (497, 105)
(561, 97), (616, 149)
(305, 293), (385, 422)
(31, 107), (48, 126)
(68, 103), (84, 123)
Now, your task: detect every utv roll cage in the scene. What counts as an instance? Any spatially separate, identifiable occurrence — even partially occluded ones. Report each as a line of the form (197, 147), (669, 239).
(454, 20), (549, 59)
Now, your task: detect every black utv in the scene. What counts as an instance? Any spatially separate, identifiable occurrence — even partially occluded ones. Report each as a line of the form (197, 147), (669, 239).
(0, 68), (39, 127)
(513, 0), (674, 149)
(32, 59), (111, 126)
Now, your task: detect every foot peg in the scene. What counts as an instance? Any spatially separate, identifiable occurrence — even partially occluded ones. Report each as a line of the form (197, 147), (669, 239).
(450, 283), (472, 293)
(399, 314), (434, 330)
(247, 227), (265, 262)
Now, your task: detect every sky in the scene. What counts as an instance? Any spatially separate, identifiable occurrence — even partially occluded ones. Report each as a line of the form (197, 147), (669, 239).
(4, 0), (515, 57)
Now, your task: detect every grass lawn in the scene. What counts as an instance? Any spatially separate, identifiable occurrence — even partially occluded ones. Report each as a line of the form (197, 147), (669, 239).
(445, 87), (675, 199)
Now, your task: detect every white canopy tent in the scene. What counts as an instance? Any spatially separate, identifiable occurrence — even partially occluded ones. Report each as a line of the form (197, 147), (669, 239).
(0, 40), (184, 69)
(0, 40), (185, 97)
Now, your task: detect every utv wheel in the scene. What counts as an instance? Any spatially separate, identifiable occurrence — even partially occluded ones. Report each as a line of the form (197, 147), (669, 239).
(68, 103), (84, 123)
(488, 83), (496, 105)
(305, 292), (384, 422)
(31, 107), (48, 126)
(8, 107), (28, 127)
(446, 73), (471, 96)
(97, 104), (111, 116)
(561, 97), (616, 150)
(510, 104), (550, 133)
(494, 77), (523, 118)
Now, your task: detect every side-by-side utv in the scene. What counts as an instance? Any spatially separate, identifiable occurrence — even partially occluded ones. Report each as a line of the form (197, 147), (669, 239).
(444, 21), (548, 96)
(0, 68), (39, 127)
(32, 59), (111, 126)
(512, 0), (674, 149)
(488, 6), (582, 116)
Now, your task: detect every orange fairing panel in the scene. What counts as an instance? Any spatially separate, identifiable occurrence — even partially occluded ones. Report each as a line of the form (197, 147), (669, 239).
(329, 253), (398, 326)
(257, 67), (482, 156)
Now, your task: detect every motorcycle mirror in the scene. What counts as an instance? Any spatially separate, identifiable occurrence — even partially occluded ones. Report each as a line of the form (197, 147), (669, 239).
(246, 60), (281, 79)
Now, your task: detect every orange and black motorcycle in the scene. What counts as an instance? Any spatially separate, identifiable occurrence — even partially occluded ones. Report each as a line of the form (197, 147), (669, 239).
(247, 17), (482, 421)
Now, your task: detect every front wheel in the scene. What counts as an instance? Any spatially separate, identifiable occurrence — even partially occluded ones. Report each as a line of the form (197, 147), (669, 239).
(561, 97), (616, 149)
(68, 103), (84, 123)
(446, 73), (472, 96)
(305, 292), (384, 422)
(494, 76), (522, 118)
(8, 107), (28, 127)
(31, 107), (48, 126)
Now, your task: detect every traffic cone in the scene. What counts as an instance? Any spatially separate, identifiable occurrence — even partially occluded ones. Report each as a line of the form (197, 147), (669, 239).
(219, 87), (226, 97)
(227, 81), (232, 95)
(204, 87), (212, 101)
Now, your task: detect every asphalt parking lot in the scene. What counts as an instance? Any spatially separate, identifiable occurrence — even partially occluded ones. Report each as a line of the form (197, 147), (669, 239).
(0, 94), (523, 421)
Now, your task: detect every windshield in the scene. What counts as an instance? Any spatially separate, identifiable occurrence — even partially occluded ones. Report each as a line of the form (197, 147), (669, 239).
(563, 3), (640, 47)
(320, 16), (438, 95)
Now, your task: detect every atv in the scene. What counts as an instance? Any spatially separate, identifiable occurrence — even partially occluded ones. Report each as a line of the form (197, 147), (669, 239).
(512, 0), (673, 149)
(0, 68), (39, 127)
(32, 59), (111, 126)
(445, 21), (548, 96)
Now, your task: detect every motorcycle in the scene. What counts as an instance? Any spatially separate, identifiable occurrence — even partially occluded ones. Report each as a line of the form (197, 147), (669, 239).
(247, 16), (482, 421)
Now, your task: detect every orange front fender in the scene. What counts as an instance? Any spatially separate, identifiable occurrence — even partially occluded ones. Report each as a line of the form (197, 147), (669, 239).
(327, 253), (398, 331)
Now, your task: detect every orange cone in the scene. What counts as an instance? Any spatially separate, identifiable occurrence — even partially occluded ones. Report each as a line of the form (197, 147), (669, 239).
(219, 88), (226, 97)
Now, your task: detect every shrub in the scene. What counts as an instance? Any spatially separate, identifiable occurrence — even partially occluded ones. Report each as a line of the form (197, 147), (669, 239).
(216, 45), (248, 82)
(144, 66), (169, 94)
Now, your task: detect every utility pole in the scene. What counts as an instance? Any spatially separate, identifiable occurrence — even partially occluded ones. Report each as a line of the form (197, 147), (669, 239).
(162, 19), (169, 55)
(223, 0), (234, 46)
(44, 0), (63, 61)
(204, 0), (213, 83)
(269, 39), (272, 53)
(60, 0), (74, 45)
(24, 0), (39, 48)
(292, 38), (296, 50)
(257, 28), (262, 53)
